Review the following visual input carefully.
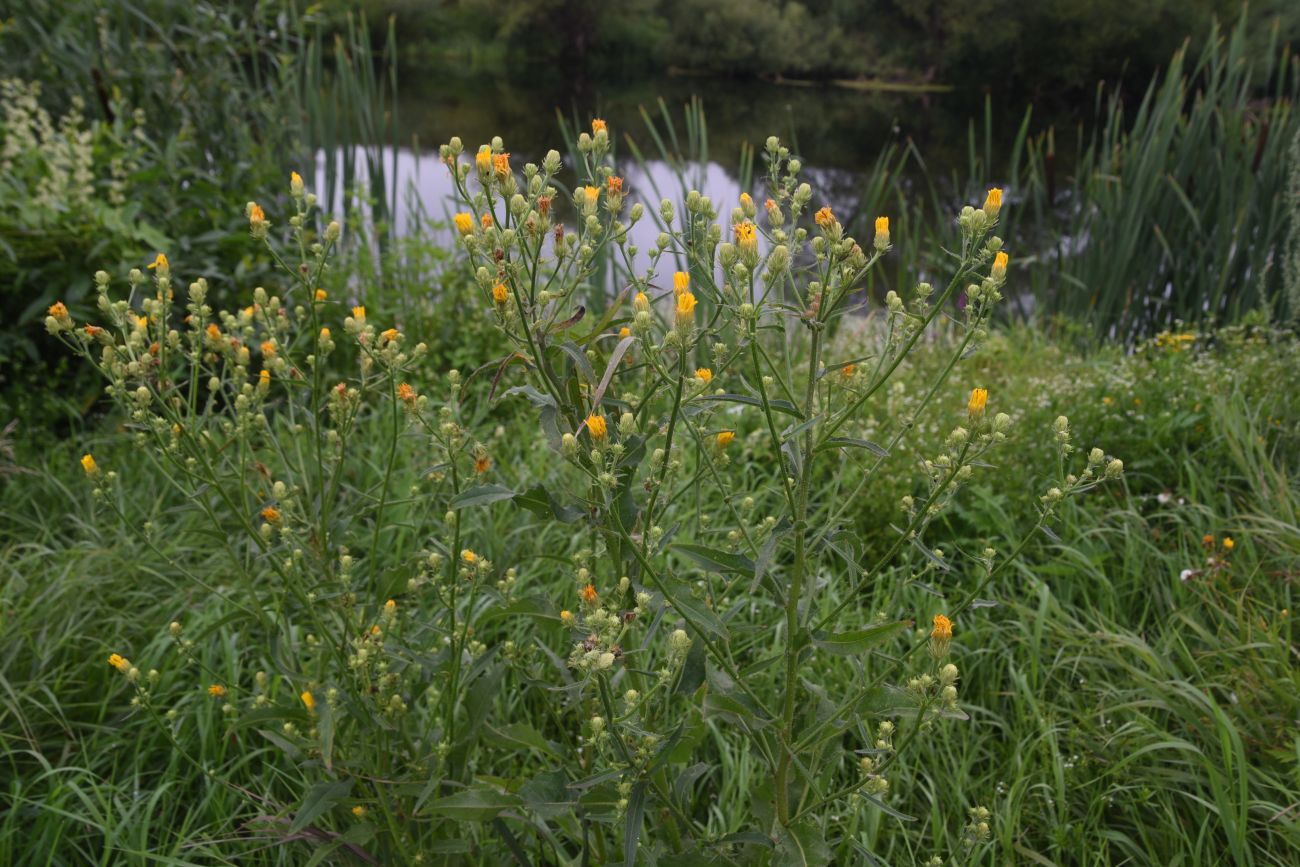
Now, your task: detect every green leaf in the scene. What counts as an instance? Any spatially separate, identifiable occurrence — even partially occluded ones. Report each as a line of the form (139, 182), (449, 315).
(666, 591), (730, 641)
(622, 781), (647, 867)
(516, 484), (584, 523)
(675, 543), (755, 576)
(423, 785), (521, 821)
(450, 484), (517, 509)
(812, 621), (910, 656)
(483, 722), (558, 757)
(821, 436), (890, 457)
(772, 819), (831, 867)
(699, 392), (802, 417)
(289, 779), (354, 834)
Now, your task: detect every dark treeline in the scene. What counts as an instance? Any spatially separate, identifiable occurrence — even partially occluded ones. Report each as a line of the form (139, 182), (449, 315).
(357, 0), (1299, 99)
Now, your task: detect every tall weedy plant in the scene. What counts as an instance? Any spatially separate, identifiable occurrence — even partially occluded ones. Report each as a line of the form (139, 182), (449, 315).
(49, 126), (1123, 864)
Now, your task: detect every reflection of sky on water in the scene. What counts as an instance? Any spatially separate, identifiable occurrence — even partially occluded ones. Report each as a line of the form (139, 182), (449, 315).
(315, 146), (863, 277)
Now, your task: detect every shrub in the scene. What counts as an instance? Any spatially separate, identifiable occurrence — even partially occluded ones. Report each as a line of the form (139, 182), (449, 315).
(48, 126), (1124, 863)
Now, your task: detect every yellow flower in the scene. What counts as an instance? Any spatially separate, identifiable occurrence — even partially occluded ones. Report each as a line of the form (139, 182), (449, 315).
(481, 212), (494, 229)
(734, 221), (757, 254)
(968, 387), (988, 420)
(107, 653), (130, 672)
(290, 171), (304, 195)
(607, 176), (623, 195)
(261, 506), (281, 524)
(384, 599), (396, 616)
(454, 213), (474, 235)
(492, 283), (510, 305)
(319, 327), (330, 340)
(248, 203), (266, 226)
(208, 684), (227, 698)
(592, 118), (607, 134)
(475, 145), (492, 173)
(840, 364), (855, 379)
(586, 413), (608, 442)
(461, 549), (477, 564)
(260, 340), (276, 358)
(493, 152), (511, 179)
(1223, 537), (1235, 551)
(634, 291), (650, 314)
(381, 327), (399, 344)
(1202, 534), (1215, 547)
(301, 690), (315, 713)
(740, 191), (753, 207)
(814, 206), (835, 229)
(932, 614), (953, 641)
(48, 301), (70, 321)
(716, 430), (735, 449)
(398, 382), (415, 404)
(675, 291), (697, 331)
(560, 610), (575, 625)
(673, 271), (690, 296)
(205, 323), (221, 342)
(992, 251), (1009, 281)
(983, 187), (1003, 218)
(874, 216), (890, 251)
(618, 326), (631, 339)
(315, 288), (327, 301)
(147, 253), (169, 272)
(581, 584), (599, 605)
(258, 369), (270, 387)
(80, 453), (98, 476)
(695, 367), (713, 383)
(582, 185), (600, 212)
(351, 306), (366, 323)
(351, 805), (367, 818)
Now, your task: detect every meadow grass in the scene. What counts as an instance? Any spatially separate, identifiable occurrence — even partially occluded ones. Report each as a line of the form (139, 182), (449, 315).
(2, 323), (1296, 865)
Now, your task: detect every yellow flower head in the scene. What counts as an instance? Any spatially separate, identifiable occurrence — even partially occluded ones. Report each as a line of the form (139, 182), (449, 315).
(206, 323), (221, 341)
(814, 206), (835, 229)
(581, 584), (599, 605)
(992, 251), (1009, 281)
(475, 145), (492, 173)
(673, 271), (690, 296)
(618, 326), (631, 339)
(716, 430), (735, 449)
(319, 327), (331, 340)
(261, 506), (281, 524)
(454, 212), (474, 236)
(384, 599), (396, 616)
(968, 387), (988, 420)
(290, 171), (304, 195)
(582, 185), (600, 210)
(932, 614), (953, 641)
(1202, 534), (1215, 547)
(675, 291), (697, 331)
(734, 221), (757, 252)
(301, 690), (315, 713)
(840, 364), (855, 379)
(586, 413), (608, 441)
(258, 369), (270, 387)
(740, 191), (753, 207)
(1222, 537), (1235, 551)
(461, 549), (477, 564)
(48, 301), (69, 320)
(80, 453), (98, 476)
(493, 152), (511, 179)
(260, 340), (276, 358)
(592, 118), (607, 134)
(695, 367), (713, 383)
(634, 291), (650, 314)
(481, 212), (495, 230)
(874, 216), (890, 251)
(607, 176), (623, 195)
(397, 382), (415, 404)
(208, 684), (227, 698)
(492, 283), (509, 305)
(147, 253), (169, 272)
(248, 203), (266, 225)
(315, 288), (327, 301)
(381, 327), (399, 344)
(983, 187), (1003, 217)
(108, 653), (130, 672)
(351, 306), (366, 323)
(560, 609), (575, 625)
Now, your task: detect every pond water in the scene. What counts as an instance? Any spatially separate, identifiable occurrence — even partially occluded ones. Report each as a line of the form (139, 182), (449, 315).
(317, 69), (1072, 263)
